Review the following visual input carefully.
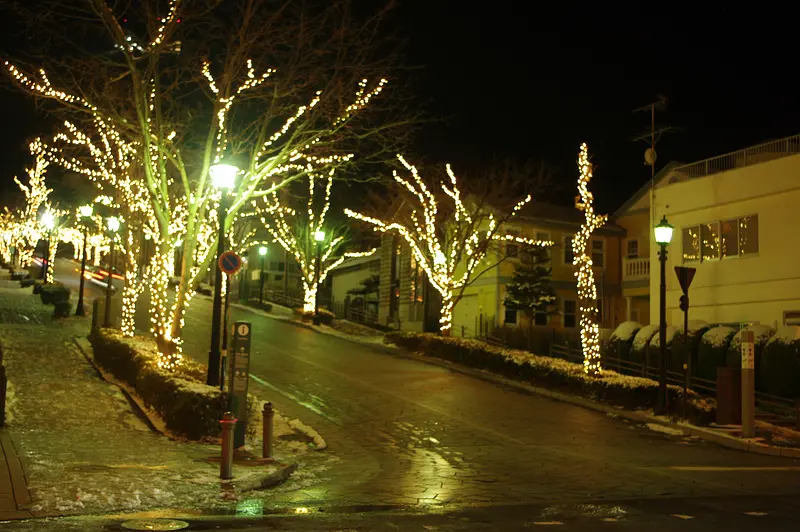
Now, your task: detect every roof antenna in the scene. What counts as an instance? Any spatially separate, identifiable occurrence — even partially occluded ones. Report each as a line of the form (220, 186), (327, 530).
(632, 96), (674, 228)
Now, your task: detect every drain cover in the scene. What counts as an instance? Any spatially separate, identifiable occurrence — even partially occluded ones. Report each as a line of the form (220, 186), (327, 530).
(120, 519), (189, 531)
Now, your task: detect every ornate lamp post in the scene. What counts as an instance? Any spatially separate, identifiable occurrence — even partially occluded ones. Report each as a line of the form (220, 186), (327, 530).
(104, 216), (121, 328)
(258, 246), (267, 305)
(40, 211), (55, 281)
(313, 230), (325, 325)
(76, 204), (93, 316)
(654, 215), (674, 413)
(207, 160), (239, 386)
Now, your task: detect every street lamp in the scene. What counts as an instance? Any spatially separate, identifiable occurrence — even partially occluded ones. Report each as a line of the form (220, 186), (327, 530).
(313, 230), (325, 325)
(41, 211), (55, 281)
(654, 215), (674, 413)
(207, 159), (239, 386)
(76, 205), (93, 316)
(104, 216), (121, 328)
(258, 246), (267, 305)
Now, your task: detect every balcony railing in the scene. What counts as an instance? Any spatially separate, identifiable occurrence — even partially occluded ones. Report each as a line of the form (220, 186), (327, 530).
(623, 257), (649, 281)
(671, 133), (800, 181)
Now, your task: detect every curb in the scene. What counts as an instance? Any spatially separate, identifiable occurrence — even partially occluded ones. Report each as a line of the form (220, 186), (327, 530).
(227, 462), (298, 493)
(379, 345), (800, 460)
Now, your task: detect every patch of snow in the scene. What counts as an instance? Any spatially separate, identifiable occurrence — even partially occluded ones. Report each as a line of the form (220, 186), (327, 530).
(729, 324), (775, 350)
(632, 324), (659, 350)
(610, 321), (641, 342)
(766, 326), (800, 346)
(650, 326), (678, 347)
(645, 423), (684, 436)
(701, 326), (736, 348)
(286, 418), (327, 450)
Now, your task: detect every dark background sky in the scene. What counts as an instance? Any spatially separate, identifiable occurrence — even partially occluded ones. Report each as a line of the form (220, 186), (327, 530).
(0, 2), (797, 214)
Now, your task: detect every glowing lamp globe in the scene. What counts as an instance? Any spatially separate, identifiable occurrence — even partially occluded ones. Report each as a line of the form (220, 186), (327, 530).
(654, 215), (674, 245)
(314, 230), (325, 242)
(258, 246), (268, 256)
(210, 162), (238, 190)
(41, 211), (55, 230)
(78, 205), (93, 218)
(107, 216), (121, 233)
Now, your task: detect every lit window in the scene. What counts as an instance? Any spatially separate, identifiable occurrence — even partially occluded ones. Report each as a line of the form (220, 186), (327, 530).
(682, 227), (699, 262)
(720, 219), (738, 258)
(739, 215), (758, 255)
(626, 239), (638, 258)
(701, 222), (720, 261)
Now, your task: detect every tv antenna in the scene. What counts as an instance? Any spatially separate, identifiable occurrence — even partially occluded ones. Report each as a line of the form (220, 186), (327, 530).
(632, 95), (675, 226)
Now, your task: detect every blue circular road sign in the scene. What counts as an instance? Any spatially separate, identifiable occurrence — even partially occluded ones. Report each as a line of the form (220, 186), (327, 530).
(218, 251), (242, 275)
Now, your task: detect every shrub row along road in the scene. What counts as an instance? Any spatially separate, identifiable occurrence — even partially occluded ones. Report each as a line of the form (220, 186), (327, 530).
(56, 260), (800, 529)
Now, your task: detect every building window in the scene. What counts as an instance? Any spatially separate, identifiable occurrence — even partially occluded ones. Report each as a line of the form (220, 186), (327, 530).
(274, 275), (283, 281)
(683, 214), (758, 263)
(278, 262), (286, 272)
(563, 299), (576, 328)
(626, 239), (638, 258)
(534, 312), (547, 326)
(563, 234), (575, 265)
(591, 239), (604, 267)
(505, 309), (517, 325)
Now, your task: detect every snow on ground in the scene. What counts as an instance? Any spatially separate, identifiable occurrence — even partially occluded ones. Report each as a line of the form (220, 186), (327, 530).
(645, 423), (685, 436)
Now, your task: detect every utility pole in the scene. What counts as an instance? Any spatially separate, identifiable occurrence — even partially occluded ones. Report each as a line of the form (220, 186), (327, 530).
(632, 96), (674, 228)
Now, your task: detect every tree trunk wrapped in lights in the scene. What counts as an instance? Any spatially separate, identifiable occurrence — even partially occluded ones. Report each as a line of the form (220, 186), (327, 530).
(347, 155), (552, 334)
(573, 143), (608, 376)
(254, 168), (375, 313)
(7, 0), (406, 369)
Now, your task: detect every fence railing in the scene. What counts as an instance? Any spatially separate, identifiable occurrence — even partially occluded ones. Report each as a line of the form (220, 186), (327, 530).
(672, 133), (800, 181)
(549, 341), (800, 428)
(623, 257), (649, 280)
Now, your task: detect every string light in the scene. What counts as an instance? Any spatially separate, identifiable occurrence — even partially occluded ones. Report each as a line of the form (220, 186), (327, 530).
(573, 143), (607, 376)
(346, 154), (551, 333)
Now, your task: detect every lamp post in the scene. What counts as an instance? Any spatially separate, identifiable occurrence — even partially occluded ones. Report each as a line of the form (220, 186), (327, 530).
(313, 230), (325, 325)
(76, 205), (93, 316)
(104, 216), (121, 328)
(41, 211), (55, 281)
(207, 160), (238, 386)
(654, 215), (674, 414)
(258, 246), (267, 305)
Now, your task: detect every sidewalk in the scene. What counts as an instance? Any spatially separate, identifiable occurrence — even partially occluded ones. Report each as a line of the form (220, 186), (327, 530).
(0, 286), (313, 518)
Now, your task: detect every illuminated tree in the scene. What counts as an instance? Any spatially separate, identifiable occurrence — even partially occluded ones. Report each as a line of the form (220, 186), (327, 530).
(7, 0), (406, 369)
(573, 143), (607, 375)
(346, 155), (552, 333)
(254, 168), (375, 313)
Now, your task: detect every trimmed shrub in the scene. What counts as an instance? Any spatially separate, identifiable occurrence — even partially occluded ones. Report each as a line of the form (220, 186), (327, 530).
(648, 325), (678, 374)
(32, 281), (44, 294)
(629, 325), (659, 365)
(760, 327), (800, 398)
(696, 326), (736, 381)
(606, 321), (642, 363)
(89, 330), (260, 440)
(53, 301), (71, 318)
(385, 331), (715, 424)
(40, 284), (70, 305)
(20, 278), (35, 288)
(668, 321), (710, 374)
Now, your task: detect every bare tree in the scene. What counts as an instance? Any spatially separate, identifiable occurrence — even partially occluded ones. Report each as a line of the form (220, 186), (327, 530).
(5, 0), (412, 371)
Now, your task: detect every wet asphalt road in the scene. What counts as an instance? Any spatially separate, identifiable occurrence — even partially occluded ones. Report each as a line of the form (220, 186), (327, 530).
(53, 261), (800, 530)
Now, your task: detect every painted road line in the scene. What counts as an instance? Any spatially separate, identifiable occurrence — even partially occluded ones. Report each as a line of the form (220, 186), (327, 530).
(744, 511), (768, 516)
(670, 466), (800, 472)
(532, 522), (563, 526)
(671, 514), (694, 520)
(248, 373), (341, 426)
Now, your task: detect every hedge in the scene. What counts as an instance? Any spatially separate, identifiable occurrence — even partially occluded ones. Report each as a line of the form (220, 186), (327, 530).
(386, 332), (715, 424)
(606, 321), (642, 364)
(88, 329), (259, 440)
(760, 328), (800, 398)
(629, 325), (658, 365)
(668, 321), (710, 374)
(695, 326), (736, 381)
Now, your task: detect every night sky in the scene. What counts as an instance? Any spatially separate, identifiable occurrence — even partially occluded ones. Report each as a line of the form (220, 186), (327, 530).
(1, 2), (797, 213)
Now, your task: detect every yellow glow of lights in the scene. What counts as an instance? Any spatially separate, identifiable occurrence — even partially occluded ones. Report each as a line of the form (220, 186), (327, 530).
(346, 154), (548, 333)
(573, 143), (607, 376)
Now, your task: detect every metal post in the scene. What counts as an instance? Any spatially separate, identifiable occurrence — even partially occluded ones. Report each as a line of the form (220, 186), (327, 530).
(76, 228), (88, 316)
(657, 244), (668, 414)
(219, 412), (237, 480)
(283, 248), (289, 299)
(313, 242), (321, 325)
(741, 330), (755, 438)
(683, 299), (690, 396)
(208, 191), (228, 386)
(104, 238), (115, 328)
(220, 274), (231, 392)
(262, 402), (274, 459)
(259, 253), (265, 305)
(40, 238), (49, 281)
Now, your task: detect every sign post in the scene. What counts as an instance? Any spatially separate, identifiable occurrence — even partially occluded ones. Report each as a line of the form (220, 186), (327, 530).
(674, 266), (697, 395)
(228, 321), (251, 448)
(218, 252), (242, 392)
(741, 329), (755, 438)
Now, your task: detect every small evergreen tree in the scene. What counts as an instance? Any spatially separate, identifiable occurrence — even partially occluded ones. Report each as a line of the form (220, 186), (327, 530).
(503, 245), (557, 329)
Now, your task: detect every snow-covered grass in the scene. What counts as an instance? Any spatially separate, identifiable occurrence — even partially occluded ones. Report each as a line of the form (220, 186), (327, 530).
(645, 423), (685, 436)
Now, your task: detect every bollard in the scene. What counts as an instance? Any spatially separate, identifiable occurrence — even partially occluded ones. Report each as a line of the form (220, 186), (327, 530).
(741, 330), (755, 438)
(263, 402), (274, 459)
(219, 412), (237, 480)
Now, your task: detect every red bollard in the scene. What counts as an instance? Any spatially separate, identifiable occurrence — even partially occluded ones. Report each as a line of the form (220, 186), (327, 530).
(220, 412), (237, 479)
(263, 402), (274, 459)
